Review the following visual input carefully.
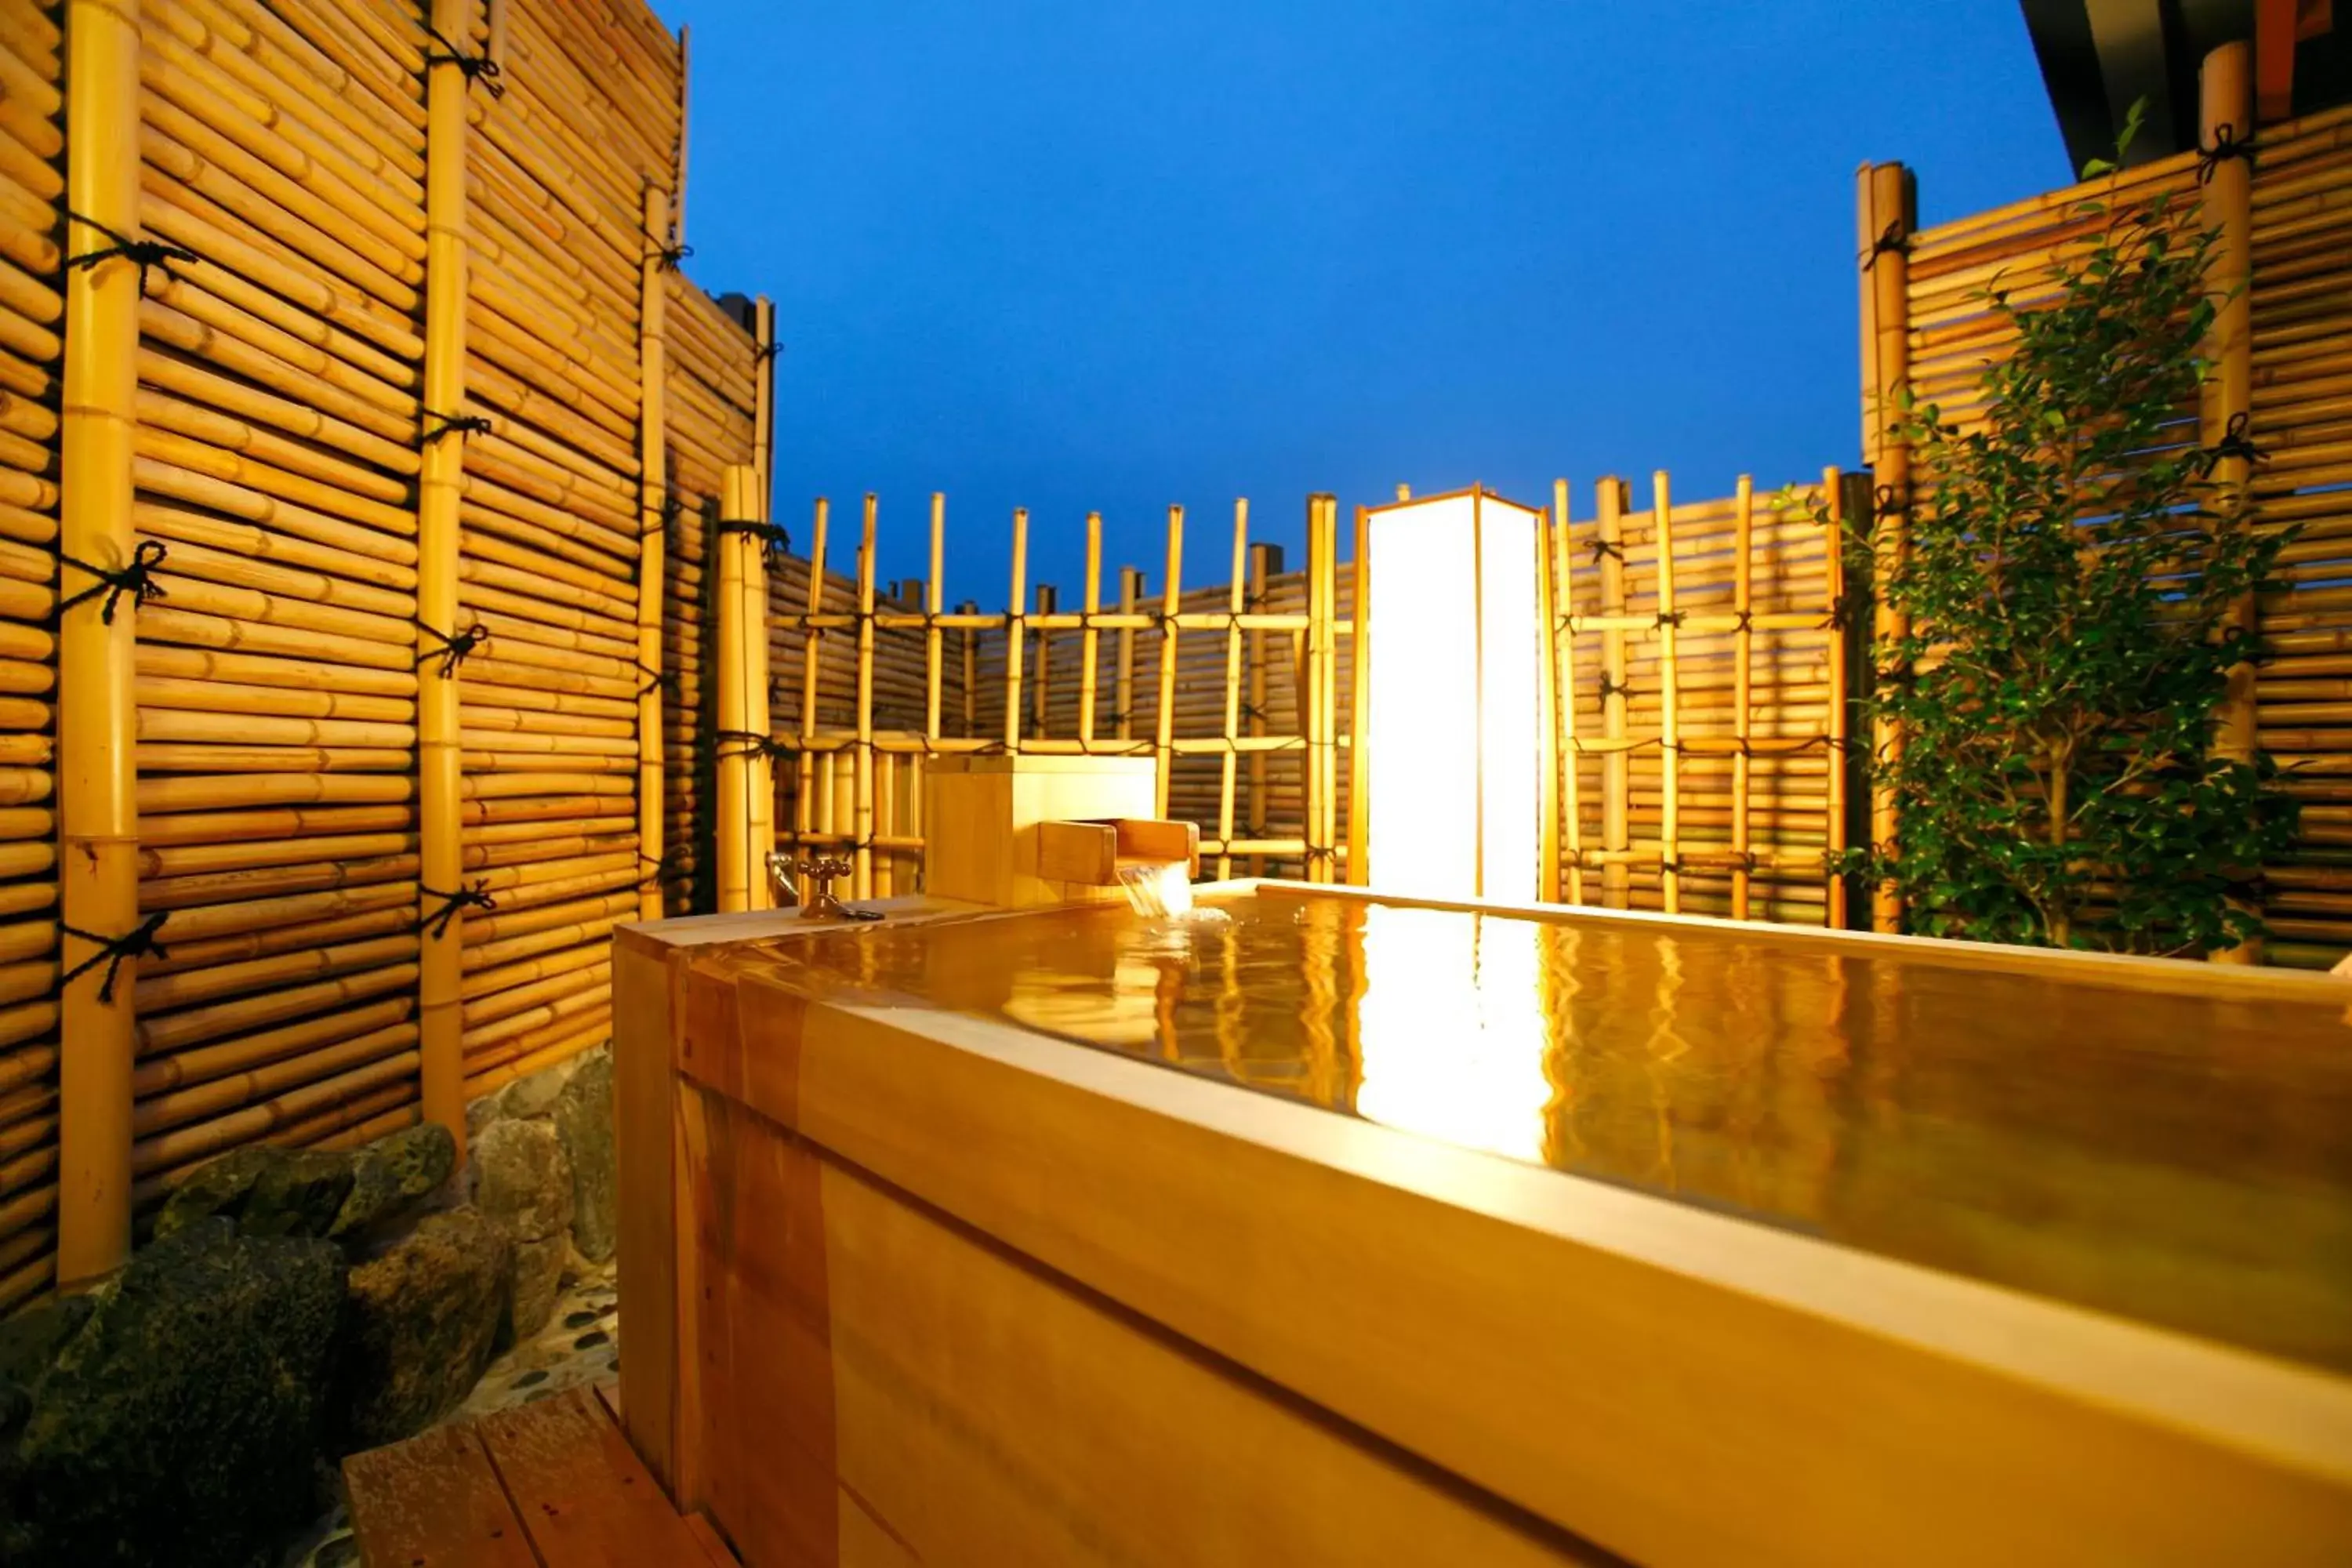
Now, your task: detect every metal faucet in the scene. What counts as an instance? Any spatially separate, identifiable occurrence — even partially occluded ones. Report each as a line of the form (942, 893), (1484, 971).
(769, 851), (882, 921)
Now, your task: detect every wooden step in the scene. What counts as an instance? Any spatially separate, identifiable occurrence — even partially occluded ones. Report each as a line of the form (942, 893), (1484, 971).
(343, 1383), (735, 1567)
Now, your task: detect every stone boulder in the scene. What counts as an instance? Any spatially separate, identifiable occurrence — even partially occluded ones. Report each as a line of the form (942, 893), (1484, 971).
(336, 1208), (511, 1453)
(509, 1235), (567, 1341)
(472, 1117), (573, 1244)
(153, 1145), (356, 1242)
(554, 1047), (615, 1262)
(330, 1123), (456, 1240)
(495, 1057), (576, 1121)
(2, 1218), (343, 1568)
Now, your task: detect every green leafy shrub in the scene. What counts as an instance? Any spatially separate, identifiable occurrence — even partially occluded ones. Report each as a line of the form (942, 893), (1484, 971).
(1838, 136), (2296, 953)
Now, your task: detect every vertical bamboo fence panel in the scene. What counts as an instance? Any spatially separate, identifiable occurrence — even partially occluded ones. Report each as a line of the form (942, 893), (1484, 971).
(1886, 79), (2352, 967)
(16, 0), (760, 1295)
(0, 0), (64, 1307)
(771, 499), (1342, 891)
(1555, 472), (1853, 924)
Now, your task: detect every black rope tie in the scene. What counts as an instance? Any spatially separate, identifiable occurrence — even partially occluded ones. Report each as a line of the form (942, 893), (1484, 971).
(2197, 122), (2257, 184)
(60, 913), (169, 1005)
(1655, 609), (1686, 629)
(423, 411), (492, 445)
(1586, 537), (1624, 562)
(64, 210), (198, 296)
(636, 850), (684, 891)
(1730, 608), (1754, 634)
(651, 240), (692, 271)
(418, 881), (495, 940)
(712, 729), (791, 762)
(633, 660), (676, 699)
(1824, 590), (1864, 631)
(423, 25), (505, 96)
(416, 618), (490, 677)
(1874, 482), (1910, 521)
(60, 539), (169, 624)
(715, 518), (791, 564)
(1861, 219), (1911, 271)
(2205, 411), (2267, 473)
(757, 340), (785, 362)
(1596, 673), (1632, 700)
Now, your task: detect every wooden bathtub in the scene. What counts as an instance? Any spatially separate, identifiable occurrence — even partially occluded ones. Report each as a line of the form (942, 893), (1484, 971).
(615, 884), (2352, 1566)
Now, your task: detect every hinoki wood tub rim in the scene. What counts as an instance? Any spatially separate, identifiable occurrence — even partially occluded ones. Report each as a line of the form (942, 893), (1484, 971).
(615, 884), (2352, 1566)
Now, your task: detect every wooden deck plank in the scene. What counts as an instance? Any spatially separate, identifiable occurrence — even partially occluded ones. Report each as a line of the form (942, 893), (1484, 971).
(343, 1421), (543, 1568)
(477, 1386), (710, 1566)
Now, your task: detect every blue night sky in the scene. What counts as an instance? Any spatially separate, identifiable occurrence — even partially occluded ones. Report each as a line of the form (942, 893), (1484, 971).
(651, 2), (2069, 598)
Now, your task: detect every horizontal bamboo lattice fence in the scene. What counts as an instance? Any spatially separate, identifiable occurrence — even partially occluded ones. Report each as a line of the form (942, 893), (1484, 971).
(747, 480), (1859, 927)
(1875, 51), (2352, 967)
(766, 496), (1354, 898)
(9, 0), (764, 1307)
(1557, 472), (1858, 927)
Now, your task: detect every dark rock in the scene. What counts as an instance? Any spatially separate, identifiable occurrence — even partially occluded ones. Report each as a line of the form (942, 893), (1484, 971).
(2, 1218), (343, 1568)
(330, 1123), (456, 1239)
(553, 1048), (615, 1262)
(0, 1294), (95, 1390)
(472, 1118), (572, 1243)
(153, 1145), (357, 1242)
(336, 1208), (511, 1453)
(509, 1235), (566, 1340)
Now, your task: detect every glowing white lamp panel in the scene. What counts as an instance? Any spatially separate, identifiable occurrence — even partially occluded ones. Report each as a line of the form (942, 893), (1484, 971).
(1363, 490), (1544, 901)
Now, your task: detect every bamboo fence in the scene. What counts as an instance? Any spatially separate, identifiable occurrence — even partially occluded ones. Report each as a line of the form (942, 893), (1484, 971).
(5, 0), (764, 1306)
(765, 496), (1352, 896)
(1879, 61), (2352, 968)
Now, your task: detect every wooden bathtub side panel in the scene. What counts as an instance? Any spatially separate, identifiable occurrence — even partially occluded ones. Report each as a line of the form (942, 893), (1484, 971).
(614, 931), (684, 1497)
(686, 1083), (1602, 1567)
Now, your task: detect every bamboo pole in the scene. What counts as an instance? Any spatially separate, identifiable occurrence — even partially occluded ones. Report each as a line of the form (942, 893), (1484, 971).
(1536, 485), (1561, 903)
(57, 0), (144, 1283)
(1552, 479), (1583, 903)
(958, 597), (976, 740)
(633, 183), (666, 920)
(1217, 500), (1246, 880)
(1004, 508), (1027, 754)
(1826, 466), (1852, 930)
(713, 467), (747, 913)
(853, 492), (876, 898)
(1154, 506), (1182, 823)
(1598, 478), (1630, 909)
(793, 495), (827, 868)
(408, 0), (476, 1161)
(748, 300), (777, 906)
(1247, 543), (1273, 875)
(1301, 496), (1325, 882)
(2203, 42), (2261, 964)
(1861, 160), (1914, 933)
(1653, 474), (1681, 913)
(1319, 495), (1340, 880)
(1731, 474), (1753, 920)
(1078, 511), (1101, 744)
(924, 492), (944, 748)
(1031, 583), (1054, 740)
(742, 469), (775, 909)
(1345, 503), (1370, 887)
(1114, 565), (1141, 742)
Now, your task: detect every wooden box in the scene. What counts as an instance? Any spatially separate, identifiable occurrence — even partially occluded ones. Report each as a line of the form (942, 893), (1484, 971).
(921, 753), (1158, 909)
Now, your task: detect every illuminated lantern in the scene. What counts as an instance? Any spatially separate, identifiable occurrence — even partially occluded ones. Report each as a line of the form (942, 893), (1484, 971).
(1359, 486), (1546, 902)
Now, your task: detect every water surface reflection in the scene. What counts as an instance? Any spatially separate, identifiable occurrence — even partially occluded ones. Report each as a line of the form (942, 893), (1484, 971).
(768, 892), (2352, 1374)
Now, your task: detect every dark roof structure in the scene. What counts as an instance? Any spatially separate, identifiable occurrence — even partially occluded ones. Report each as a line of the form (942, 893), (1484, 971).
(2022, 0), (2347, 172)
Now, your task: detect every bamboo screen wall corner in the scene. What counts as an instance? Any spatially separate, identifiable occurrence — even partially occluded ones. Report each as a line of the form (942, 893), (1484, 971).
(3, 0), (766, 1298)
(1883, 72), (2352, 968)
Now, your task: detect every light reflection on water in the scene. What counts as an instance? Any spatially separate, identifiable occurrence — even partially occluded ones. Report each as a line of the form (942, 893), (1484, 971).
(765, 891), (2352, 1374)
